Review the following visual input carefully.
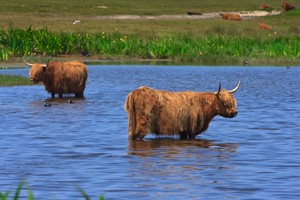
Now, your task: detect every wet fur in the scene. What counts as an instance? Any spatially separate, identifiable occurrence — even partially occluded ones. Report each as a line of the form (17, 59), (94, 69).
(125, 86), (238, 140)
(29, 61), (88, 98)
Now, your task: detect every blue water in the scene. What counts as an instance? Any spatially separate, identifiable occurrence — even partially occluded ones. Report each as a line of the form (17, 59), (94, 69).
(0, 65), (299, 200)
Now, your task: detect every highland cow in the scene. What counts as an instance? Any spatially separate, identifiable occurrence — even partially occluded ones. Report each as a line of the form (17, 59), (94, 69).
(24, 57), (88, 98)
(124, 81), (240, 140)
(219, 13), (242, 21)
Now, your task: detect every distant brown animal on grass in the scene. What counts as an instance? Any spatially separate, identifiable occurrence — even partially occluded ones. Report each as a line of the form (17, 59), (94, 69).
(281, 0), (295, 12)
(124, 82), (240, 140)
(24, 57), (88, 98)
(260, 4), (272, 10)
(219, 13), (242, 21)
(258, 22), (272, 30)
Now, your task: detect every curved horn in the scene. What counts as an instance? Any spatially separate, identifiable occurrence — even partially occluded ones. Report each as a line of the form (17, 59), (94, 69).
(228, 80), (240, 93)
(215, 82), (221, 95)
(23, 55), (33, 67)
(41, 57), (51, 68)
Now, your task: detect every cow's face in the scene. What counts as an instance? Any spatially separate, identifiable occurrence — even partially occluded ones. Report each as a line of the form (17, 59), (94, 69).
(23, 57), (49, 84)
(29, 64), (47, 84)
(215, 81), (240, 118)
(217, 91), (238, 118)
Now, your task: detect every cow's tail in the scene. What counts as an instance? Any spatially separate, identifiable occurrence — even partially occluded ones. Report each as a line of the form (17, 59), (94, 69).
(124, 91), (136, 140)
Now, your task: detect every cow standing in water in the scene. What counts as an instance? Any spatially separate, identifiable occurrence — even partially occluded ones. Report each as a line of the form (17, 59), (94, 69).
(124, 82), (240, 140)
(24, 57), (88, 98)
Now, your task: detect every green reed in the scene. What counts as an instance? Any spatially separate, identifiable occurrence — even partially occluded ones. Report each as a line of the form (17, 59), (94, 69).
(1, 26), (299, 63)
(0, 180), (105, 200)
(0, 74), (33, 87)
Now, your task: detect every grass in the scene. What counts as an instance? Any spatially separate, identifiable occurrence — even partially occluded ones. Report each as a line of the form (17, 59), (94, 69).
(1, 26), (299, 65)
(0, 0), (299, 34)
(0, 0), (299, 65)
(0, 74), (33, 86)
(0, 180), (105, 200)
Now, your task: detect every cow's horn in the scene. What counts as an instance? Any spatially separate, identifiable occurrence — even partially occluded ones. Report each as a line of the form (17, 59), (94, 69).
(23, 56), (33, 67)
(41, 57), (51, 68)
(215, 82), (221, 95)
(228, 80), (240, 93)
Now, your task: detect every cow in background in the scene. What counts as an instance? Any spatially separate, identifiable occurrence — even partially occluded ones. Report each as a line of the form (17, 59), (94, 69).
(258, 22), (272, 30)
(281, 0), (295, 12)
(260, 4), (272, 10)
(219, 13), (242, 21)
(24, 57), (88, 98)
(124, 82), (240, 140)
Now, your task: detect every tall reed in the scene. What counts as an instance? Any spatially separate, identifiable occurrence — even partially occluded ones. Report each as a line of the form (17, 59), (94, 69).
(0, 180), (105, 200)
(1, 27), (299, 63)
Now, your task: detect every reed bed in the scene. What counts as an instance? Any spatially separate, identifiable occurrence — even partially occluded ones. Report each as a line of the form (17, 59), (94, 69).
(0, 180), (105, 200)
(0, 74), (33, 86)
(1, 27), (299, 64)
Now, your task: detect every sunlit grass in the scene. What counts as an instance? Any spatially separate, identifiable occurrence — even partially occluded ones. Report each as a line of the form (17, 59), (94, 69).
(0, 74), (32, 87)
(1, 26), (299, 65)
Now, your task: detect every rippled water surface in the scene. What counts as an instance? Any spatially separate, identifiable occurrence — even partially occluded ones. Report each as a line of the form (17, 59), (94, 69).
(1, 65), (299, 199)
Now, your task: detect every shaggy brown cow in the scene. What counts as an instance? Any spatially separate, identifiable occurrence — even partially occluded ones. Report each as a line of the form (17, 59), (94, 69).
(124, 81), (240, 140)
(219, 13), (242, 21)
(258, 22), (272, 30)
(281, 0), (295, 12)
(260, 4), (272, 10)
(24, 57), (88, 98)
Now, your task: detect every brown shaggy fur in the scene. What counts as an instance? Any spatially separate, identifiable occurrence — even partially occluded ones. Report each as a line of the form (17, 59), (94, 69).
(258, 22), (272, 30)
(260, 4), (272, 10)
(281, 0), (295, 12)
(219, 13), (242, 21)
(28, 61), (88, 98)
(124, 85), (239, 140)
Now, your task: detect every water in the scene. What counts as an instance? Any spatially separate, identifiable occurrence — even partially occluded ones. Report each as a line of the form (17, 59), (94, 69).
(0, 65), (299, 200)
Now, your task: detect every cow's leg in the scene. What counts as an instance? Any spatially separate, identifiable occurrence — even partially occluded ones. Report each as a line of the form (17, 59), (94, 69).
(75, 92), (83, 97)
(51, 93), (55, 98)
(59, 93), (63, 98)
(187, 133), (196, 139)
(134, 114), (150, 140)
(179, 132), (188, 139)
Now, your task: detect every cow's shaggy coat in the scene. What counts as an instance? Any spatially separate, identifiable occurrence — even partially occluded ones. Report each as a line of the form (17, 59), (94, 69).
(125, 82), (240, 140)
(219, 13), (242, 21)
(258, 22), (272, 30)
(281, 0), (295, 12)
(25, 59), (88, 98)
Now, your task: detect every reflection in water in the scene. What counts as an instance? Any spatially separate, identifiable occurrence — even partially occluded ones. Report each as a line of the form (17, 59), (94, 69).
(128, 138), (238, 157)
(30, 97), (85, 107)
(124, 138), (239, 200)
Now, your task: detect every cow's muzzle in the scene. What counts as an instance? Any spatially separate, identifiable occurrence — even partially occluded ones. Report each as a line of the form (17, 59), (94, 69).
(30, 78), (39, 84)
(229, 111), (238, 118)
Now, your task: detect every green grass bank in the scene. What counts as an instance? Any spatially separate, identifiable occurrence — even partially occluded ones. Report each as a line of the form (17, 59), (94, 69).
(1, 26), (299, 66)
(0, 74), (32, 86)
(0, 0), (299, 66)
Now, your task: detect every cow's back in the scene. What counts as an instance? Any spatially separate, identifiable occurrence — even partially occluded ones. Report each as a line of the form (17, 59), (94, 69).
(45, 61), (88, 96)
(125, 86), (208, 138)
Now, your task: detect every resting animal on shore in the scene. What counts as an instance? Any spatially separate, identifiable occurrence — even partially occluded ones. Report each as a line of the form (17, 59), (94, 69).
(124, 81), (240, 140)
(258, 22), (272, 30)
(260, 4), (272, 10)
(219, 13), (242, 21)
(281, 0), (295, 12)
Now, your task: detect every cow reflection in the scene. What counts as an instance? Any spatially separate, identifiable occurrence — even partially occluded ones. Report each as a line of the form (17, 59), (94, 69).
(128, 138), (237, 157)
